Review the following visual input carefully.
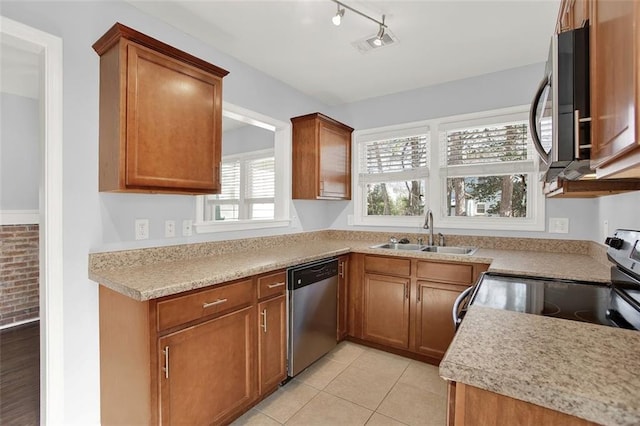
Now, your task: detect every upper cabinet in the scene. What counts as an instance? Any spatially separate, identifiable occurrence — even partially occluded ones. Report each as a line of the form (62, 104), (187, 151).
(93, 23), (229, 194)
(589, 0), (640, 178)
(557, 0), (590, 32)
(291, 113), (353, 200)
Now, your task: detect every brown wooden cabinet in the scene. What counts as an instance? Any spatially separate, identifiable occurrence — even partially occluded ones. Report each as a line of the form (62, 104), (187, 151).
(448, 382), (598, 426)
(93, 23), (229, 194)
(350, 254), (488, 363)
(414, 281), (468, 359)
(158, 306), (256, 425)
(99, 269), (288, 425)
(291, 113), (353, 200)
(557, 0), (590, 33)
(363, 273), (411, 349)
(337, 255), (349, 341)
(257, 294), (287, 395)
(590, 1), (640, 178)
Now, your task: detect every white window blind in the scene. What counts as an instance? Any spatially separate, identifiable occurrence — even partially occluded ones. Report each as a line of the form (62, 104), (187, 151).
(218, 161), (240, 200)
(359, 134), (430, 183)
(246, 157), (275, 199)
(442, 120), (535, 176)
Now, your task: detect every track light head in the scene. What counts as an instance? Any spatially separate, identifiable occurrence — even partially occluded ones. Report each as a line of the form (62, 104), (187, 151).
(373, 15), (386, 46)
(332, 5), (345, 26)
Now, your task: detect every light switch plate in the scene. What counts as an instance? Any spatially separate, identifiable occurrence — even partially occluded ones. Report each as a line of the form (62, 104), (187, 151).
(549, 217), (569, 234)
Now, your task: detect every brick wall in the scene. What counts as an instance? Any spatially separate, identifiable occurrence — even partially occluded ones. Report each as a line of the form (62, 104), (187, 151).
(0, 224), (39, 327)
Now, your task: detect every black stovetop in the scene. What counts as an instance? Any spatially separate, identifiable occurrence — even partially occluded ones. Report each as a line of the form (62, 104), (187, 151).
(470, 274), (617, 326)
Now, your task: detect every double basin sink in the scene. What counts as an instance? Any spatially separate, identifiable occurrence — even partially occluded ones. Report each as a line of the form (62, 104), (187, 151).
(371, 243), (478, 255)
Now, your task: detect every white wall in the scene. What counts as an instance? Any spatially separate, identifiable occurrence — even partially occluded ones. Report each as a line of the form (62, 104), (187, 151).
(598, 191), (640, 242)
(0, 93), (40, 210)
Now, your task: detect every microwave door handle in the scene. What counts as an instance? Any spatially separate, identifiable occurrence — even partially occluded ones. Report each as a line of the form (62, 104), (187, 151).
(529, 75), (550, 165)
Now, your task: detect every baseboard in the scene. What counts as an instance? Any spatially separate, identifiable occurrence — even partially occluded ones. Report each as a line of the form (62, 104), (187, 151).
(0, 317), (39, 331)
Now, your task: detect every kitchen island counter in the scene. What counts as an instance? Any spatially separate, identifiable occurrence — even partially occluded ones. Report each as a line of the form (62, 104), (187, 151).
(440, 305), (640, 426)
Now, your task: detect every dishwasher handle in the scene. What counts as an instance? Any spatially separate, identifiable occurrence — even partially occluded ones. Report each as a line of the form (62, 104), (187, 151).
(452, 286), (473, 328)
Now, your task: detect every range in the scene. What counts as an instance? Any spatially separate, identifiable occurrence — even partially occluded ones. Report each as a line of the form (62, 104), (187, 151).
(455, 229), (640, 331)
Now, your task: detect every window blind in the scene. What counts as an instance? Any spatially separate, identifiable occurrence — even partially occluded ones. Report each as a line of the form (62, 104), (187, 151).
(246, 157), (275, 199)
(217, 161), (240, 200)
(446, 122), (529, 166)
(359, 134), (429, 182)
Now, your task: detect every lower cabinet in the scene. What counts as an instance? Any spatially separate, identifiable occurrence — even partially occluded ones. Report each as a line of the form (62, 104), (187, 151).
(363, 273), (410, 349)
(99, 269), (288, 426)
(448, 382), (598, 426)
(158, 306), (256, 425)
(258, 294), (287, 395)
(351, 254), (488, 363)
(414, 281), (469, 359)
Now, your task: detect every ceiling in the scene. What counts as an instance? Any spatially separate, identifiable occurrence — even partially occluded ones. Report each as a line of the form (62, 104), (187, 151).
(132, 1), (560, 106)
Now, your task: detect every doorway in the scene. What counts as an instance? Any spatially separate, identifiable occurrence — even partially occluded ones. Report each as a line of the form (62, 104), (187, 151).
(0, 16), (64, 425)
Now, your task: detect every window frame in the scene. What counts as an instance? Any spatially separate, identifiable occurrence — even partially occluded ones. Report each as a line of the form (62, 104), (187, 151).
(194, 102), (291, 233)
(353, 106), (545, 231)
(353, 121), (431, 227)
(205, 148), (275, 222)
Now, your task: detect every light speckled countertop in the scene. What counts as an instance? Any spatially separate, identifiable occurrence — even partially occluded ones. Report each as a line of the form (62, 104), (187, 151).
(89, 230), (627, 424)
(440, 306), (640, 425)
(88, 231), (611, 300)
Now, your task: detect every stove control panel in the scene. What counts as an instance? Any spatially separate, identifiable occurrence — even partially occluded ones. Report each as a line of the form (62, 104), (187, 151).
(607, 229), (640, 278)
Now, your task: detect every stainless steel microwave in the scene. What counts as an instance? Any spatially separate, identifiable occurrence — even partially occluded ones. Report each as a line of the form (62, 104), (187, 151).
(529, 25), (592, 182)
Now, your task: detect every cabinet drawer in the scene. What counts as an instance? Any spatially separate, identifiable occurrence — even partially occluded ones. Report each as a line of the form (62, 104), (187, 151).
(416, 261), (473, 284)
(157, 278), (254, 331)
(257, 270), (286, 300)
(364, 256), (411, 277)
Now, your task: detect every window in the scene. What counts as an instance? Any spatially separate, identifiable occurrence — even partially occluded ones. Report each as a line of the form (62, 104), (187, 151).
(204, 150), (275, 222)
(354, 124), (430, 226)
(195, 102), (291, 233)
(353, 107), (544, 231)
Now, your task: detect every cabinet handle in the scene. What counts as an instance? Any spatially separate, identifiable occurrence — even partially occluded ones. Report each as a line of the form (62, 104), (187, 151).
(417, 287), (421, 303)
(203, 298), (227, 309)
(267, 282), (285, 289)
(404, 283), (409, 300)
(261, 309), (267, 333)
(162, 346), (169, 379)
(338, 262), (345, 278)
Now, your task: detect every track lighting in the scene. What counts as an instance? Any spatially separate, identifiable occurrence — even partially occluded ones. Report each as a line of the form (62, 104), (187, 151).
(332, 4), (345, 26)
(329, 0), (389, 46)
(373, 16), (386, 46)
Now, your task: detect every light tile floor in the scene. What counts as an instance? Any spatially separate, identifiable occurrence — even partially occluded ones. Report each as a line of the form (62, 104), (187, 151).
(232, 342), (447, 426)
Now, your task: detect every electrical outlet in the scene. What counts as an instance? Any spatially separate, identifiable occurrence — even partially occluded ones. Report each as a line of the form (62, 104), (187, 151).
(182, 219), (193, 237)
(135, 219), (149, 240)
(165, 220), (176, 238)
(549, 217), (569, 234)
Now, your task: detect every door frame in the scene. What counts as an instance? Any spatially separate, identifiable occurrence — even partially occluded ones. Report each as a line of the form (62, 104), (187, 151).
(1, 16), (64, 424)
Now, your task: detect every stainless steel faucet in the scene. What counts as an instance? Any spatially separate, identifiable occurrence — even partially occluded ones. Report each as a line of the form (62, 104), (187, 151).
(423, 209), (434, 246)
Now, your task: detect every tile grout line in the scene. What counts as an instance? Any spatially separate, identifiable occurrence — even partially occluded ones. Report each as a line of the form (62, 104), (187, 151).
(371, 360), (412, 422)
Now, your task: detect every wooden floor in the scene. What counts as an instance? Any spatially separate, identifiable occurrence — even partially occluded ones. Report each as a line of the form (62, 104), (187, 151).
(0, 322), (39, 425)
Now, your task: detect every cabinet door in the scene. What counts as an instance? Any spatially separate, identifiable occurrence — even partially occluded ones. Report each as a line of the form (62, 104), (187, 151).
(363, 273), (410, 349)
(337, 256), (349, 341)
(318, 121), (351, 199)
(258, 295), (287, 396)
(590, 0), (638, 168)
(415, 281), (467, 360)
(126, 42), (222, 191)
(158, 306), (255, 425)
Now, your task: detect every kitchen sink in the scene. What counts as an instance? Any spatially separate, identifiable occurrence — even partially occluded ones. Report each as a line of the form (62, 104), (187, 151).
(421, 246), (478, 255)
(370, 243), (424, 251)
(370, 243), (478, 255)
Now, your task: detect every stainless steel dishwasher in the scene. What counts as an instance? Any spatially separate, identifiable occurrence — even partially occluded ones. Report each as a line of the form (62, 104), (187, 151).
(287, 257), (338, 377)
